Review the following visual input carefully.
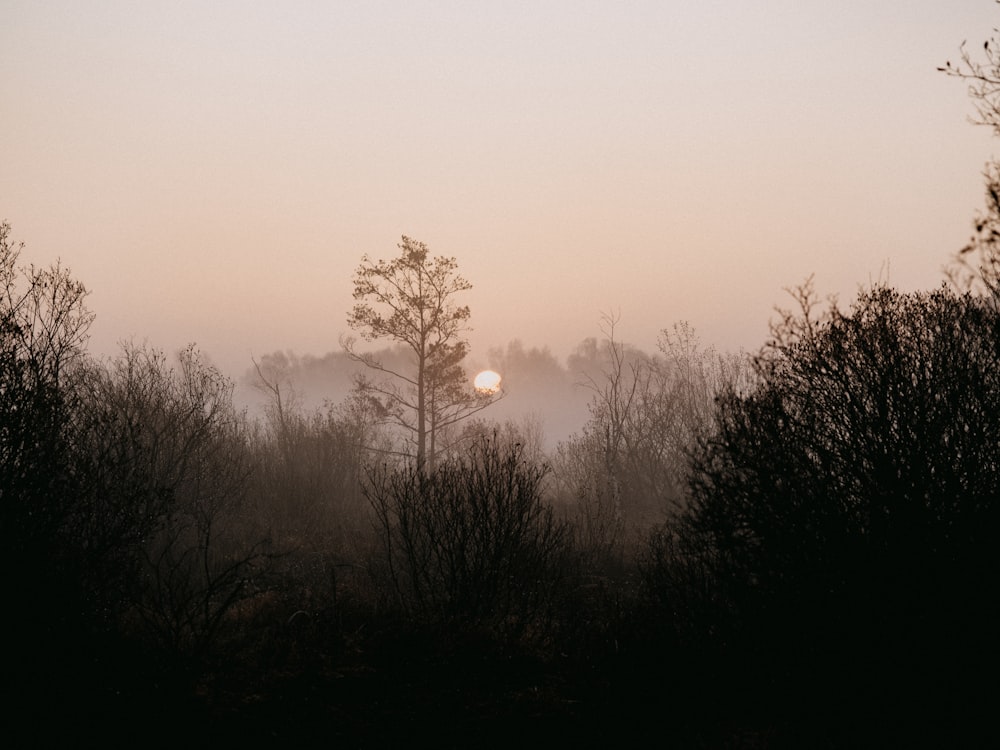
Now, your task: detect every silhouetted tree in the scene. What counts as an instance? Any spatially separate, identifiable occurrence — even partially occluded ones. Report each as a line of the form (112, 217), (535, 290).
(1, 221), (95, 624)
(75, 342), (269, 660)
(343, 236), (497, 469)
(657, 282), (1000, 741)
(941, 10), (1000, 298)
(0, 222), (122, 738)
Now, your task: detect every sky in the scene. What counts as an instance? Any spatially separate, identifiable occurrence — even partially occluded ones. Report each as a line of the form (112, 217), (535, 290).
(3, 1), (999, 382)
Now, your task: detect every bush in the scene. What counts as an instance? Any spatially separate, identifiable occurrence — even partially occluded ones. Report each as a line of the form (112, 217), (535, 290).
(74, 342), (270, 660)
(651, 284), (1000, 740)
(1, 221), (92, 579)
(364, 434), (569, 639)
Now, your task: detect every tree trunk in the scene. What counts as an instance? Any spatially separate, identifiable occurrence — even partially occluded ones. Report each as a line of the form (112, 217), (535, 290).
(417, 351), (426, 470)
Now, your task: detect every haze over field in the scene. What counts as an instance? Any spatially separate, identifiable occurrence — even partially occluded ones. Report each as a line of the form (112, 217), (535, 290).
(2, 1), (997, 385)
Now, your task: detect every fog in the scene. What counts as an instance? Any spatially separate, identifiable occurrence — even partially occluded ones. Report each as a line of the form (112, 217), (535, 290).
(5, 1), (1000, 746)
(239, 337), (616, 450)
(3, 1), (997, 385)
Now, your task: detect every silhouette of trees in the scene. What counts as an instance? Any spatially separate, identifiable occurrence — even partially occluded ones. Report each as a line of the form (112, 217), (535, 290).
(1, 220), (95, 630)
(651, 282), (1000, 739)
(0, 222), (126, 737)
(75, 342), (269, 659)
(344, 236), (497, 469)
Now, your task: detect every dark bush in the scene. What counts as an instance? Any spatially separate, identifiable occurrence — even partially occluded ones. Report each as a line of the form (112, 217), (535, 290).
(365, 434), (570, 639)
(648, 284), (1000, 741)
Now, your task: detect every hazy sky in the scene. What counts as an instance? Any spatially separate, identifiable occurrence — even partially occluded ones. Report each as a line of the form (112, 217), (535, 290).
(3, 1), (998, 379)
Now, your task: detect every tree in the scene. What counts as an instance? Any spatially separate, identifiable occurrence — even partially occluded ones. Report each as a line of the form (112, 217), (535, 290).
(940, 9), (1000, 297)
(74, 342), (270, 659)
(551, 314), (751, 563)
(0, 221), (113, 736)
(654, 283), (1000, 741)
(344, 236), (496, 469)
(1, 219), (94, 600)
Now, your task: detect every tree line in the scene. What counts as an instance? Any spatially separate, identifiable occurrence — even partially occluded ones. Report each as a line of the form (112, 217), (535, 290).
(4, 17), (1000, 746)
(5, 232), (997, 745)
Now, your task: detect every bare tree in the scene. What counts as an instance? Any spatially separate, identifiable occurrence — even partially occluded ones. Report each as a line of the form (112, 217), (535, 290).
(1, 219), (94, 576)
(940, 11), (1000, 297)
(343, 236), (498, 469)
(76, 342), (269, 658)
(552, 314), (752, 567)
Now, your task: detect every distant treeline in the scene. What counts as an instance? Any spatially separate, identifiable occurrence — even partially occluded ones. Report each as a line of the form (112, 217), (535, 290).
(4, 215), (999, 745)
(241, 331), (696, 451)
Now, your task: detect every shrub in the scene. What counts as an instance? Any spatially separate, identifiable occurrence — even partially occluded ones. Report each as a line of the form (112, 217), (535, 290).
(650, 283), (1000, 740)
(365, 434), (569, 638)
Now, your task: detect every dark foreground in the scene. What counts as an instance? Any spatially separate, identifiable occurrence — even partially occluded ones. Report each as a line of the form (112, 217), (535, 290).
(10, 591), (993, 750)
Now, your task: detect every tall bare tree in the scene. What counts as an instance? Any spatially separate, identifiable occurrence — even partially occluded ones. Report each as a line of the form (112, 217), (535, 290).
(343, 236), (496, 469)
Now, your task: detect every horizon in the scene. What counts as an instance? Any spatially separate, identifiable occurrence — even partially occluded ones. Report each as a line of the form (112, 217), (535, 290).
(3, 1), (998, 381)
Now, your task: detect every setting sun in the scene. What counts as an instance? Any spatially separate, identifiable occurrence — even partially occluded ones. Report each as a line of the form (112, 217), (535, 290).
(474, 369), (502, 394)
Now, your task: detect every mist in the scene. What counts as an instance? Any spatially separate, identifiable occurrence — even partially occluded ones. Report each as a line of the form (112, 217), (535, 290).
(238, 336), (623, 451)
(5, 1), (1000, 746)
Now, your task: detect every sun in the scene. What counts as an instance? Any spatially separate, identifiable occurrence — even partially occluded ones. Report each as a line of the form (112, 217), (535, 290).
(473, 369), (502, 394)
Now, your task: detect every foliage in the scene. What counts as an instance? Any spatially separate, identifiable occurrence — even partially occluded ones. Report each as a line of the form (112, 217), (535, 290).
(364, 434), (570, 638)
